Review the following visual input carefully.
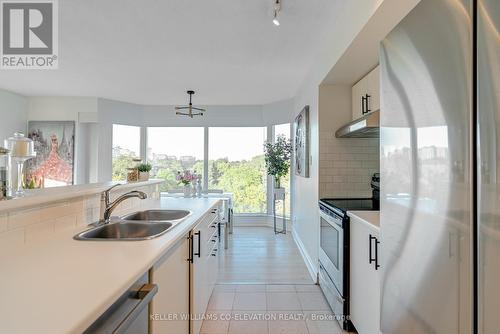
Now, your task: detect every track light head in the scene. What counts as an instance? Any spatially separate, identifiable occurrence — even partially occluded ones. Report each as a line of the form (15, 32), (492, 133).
(273, 11), (280, 26)
(272, 0), (281, 26)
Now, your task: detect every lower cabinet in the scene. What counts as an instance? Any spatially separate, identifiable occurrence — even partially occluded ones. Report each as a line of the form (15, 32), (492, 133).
(350, 216), (381, 334)
(150, 234), (191, 333)
(191, 207), (220, 334)
(150, 204), (221, 334)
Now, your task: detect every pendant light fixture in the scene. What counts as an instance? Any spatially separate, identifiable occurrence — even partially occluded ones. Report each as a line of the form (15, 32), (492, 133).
(175, 90), (206, 118)
(273, 0), (281, 26)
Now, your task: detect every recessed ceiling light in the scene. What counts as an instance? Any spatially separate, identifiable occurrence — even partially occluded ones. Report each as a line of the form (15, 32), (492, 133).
(273, 0), (281, 26)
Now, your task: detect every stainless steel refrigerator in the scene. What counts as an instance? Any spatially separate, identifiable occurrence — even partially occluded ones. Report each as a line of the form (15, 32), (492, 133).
(380, 0), (499, 332)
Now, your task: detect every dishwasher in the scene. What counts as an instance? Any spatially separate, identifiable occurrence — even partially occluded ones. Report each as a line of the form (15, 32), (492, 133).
(84, 273), (157, 334)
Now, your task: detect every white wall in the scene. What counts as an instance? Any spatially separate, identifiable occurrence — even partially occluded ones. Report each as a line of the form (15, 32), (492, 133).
(0, 89), (28, 143)
(27, 97), (98, 184)
(262, 98), (295, 126)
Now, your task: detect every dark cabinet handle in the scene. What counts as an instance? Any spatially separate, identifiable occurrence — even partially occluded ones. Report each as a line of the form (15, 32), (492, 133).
(369, 234), (380, 270)
(365, 94), (371, 114)
(369, 234), (375, 264)
(361, 96), (366, 115)
(194, 231), (201, 258)
(188, 235), (193, 263)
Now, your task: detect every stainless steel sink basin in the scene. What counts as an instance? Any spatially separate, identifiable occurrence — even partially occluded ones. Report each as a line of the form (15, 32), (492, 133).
(121, 210), (191, 222)
(74, 221), (173, 241)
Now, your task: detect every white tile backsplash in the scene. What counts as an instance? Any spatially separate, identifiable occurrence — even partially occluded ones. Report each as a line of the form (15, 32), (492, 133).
(0, 184), (160, 246)
(319, 131), (379, 198)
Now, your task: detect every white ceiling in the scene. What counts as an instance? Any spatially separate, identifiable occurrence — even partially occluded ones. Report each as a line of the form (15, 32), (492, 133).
(0, 0), (342, 105)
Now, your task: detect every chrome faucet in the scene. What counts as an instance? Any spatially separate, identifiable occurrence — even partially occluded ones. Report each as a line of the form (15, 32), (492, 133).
(99, 184), (147, 223)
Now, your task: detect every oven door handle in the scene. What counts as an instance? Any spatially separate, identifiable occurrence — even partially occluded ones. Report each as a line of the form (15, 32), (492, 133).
(320, 211), (344, 230)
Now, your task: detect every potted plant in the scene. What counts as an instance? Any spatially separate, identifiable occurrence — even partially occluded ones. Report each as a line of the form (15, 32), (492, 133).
(176, 170), (198, 197)
(264, 135), (292, 199)
(138, 163), (152, 181)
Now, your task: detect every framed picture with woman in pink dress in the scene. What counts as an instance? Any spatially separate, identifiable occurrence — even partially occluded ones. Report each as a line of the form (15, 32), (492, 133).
(27, 121), (75, 188)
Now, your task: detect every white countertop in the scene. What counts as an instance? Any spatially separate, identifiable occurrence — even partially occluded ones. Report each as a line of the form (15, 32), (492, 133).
(348, 210), (380, 231)
(0, 197), (220, 334)
(0, 179), (164, 212)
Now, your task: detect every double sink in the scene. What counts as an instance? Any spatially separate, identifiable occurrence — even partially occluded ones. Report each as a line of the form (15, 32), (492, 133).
(74, 210), (192, 241)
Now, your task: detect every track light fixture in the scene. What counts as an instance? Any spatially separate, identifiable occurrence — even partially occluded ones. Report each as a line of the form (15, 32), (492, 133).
(273, 0), (281, 26)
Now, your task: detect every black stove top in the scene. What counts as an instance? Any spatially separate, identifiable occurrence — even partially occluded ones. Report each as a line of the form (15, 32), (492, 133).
(319, 197), (379, 218)
(319, 173), (380, 217)
(321, 198), (378, 211)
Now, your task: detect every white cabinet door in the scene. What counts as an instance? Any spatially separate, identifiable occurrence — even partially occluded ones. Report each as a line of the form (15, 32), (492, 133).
(352, 65), (380, 120)
(350, 219), (381, 334)
(191, 206), (220, 334)
(352, 78), (366, 120)
(151, 234), (190, 334)
(366, 66), (380, 113)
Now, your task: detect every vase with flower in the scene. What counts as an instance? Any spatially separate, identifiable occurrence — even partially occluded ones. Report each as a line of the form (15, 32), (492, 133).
(176, 170), (197, 197)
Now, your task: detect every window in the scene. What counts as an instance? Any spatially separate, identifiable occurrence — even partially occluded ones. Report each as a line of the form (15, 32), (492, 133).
(112, 124), (141, 181)
(208, 127), (267, 214)
(274, 123), (291, 218)
(147, 127), (204, 192)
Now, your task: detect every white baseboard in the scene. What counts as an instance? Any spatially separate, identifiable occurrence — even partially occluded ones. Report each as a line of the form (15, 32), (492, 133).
(292, 227), (318, 283)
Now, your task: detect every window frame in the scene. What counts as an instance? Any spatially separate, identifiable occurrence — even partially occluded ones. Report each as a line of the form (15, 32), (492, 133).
(125, 124), (292, 216)
(111, 124), (143, 181)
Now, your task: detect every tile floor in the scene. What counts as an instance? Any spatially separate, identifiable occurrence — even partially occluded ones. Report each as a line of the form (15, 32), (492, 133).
(201, 284), (346, 334)
(218, 227), (312, 284)
(201, 227), (349, 334)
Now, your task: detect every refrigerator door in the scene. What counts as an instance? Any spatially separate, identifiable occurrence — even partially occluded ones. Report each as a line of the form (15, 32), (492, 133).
(379, 0), (472, 333)
(477, 1), (500, 333)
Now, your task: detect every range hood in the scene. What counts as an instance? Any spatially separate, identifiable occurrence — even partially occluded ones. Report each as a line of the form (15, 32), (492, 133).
(335, 110), (380, 138)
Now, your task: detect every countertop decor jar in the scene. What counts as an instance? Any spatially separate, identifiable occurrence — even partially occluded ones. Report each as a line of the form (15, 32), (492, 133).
(127, 167), (139, 182)
(4, 132), (36, 197)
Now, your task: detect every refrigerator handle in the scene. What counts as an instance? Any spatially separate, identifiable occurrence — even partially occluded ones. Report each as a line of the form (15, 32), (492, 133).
(375, 237), (380, 270)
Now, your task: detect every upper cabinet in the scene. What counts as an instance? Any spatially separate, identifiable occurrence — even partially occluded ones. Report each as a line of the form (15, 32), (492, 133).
(352, 65), (380, 120)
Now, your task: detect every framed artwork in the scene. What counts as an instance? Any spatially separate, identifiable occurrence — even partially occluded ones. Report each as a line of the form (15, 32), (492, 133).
(294, 105), (310, 178)
(27, 121), (75, 187)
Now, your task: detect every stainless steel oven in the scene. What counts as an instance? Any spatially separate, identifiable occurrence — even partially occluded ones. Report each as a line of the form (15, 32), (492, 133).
(319, 209), (344, 295)
(318, 174), (379, 331)
(318, 202), (351, 331)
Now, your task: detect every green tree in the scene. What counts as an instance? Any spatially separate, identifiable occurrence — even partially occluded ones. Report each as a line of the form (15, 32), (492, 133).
(112, 154), (135, 181)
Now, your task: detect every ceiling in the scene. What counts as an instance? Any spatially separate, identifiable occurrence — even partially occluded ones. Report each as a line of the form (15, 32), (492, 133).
(0, 0), (342, 105)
